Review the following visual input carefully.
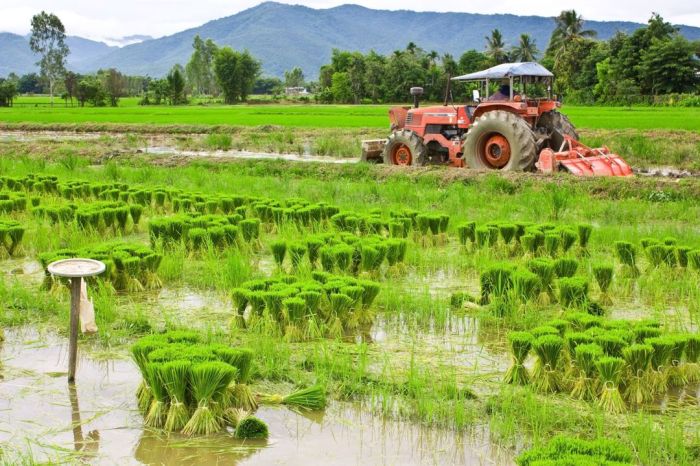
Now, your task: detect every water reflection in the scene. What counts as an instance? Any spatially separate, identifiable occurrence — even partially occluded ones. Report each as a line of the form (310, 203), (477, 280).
(69, 382), (101, 458)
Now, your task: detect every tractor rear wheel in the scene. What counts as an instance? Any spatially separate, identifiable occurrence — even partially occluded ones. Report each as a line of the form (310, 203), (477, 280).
(382, 129), (428, 166)
(462, 110), (537, 171)
(537, 110), (579, 150)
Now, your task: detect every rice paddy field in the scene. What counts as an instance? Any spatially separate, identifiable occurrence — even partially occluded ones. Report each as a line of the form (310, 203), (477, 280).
(0, 101), (699, 465)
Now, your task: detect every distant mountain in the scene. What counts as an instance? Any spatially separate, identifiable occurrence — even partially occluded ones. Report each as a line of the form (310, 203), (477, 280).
(2, 2), (699, 78)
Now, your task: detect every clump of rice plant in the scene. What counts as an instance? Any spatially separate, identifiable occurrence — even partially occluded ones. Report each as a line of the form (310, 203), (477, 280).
(646, 336), (673, 395)
(553, 257), (578, 278)
(182, 361), (237, 435)
(592, 263), (614, 304)
(457, 221), (476, 246)
(504, 332), (533, 385)
(259, 385), (326, 411)
(475, 226), (490, 249)
(527, 258), (555, 301)
(162, 360), (192, 432)
(622, 344), (654, 405)
(577, 224), (593, 250)
(595, 356), (626, 413)
(558, 277), (589, 308)
(516, 434), (633, 466)
(512, 269), (541, 302)
(594, 332), (628, 358)
(234, 416), (269, 439)
(570, 343), (603, 401)
(215, 347), (258, 412)
(544, 233), (560, 257)
(449, 291), (475, 308)
(144, 363), (168, 428)
(499, 223), (516, 245)
(687, 250), (700, 271)
(289, 243), (308, 269)
(479, 264), (514, 304)
(614, 241), (638, 276)
(684, 335), (700, 383)
(560, 228), (578, 253)
(532, 334), (564, 393)
(270, 240), (287, 268)
(667, 335), (688, 387)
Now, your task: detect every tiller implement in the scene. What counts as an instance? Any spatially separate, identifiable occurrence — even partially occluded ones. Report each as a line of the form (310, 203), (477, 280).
(361, 62), (633, 177)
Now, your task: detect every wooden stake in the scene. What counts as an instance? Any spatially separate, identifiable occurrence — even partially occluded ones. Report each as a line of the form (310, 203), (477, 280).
(68, 277), (81, 382)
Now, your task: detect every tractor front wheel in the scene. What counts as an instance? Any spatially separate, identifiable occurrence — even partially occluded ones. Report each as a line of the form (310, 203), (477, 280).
(382, 129), (427, 166)
(462, 110), (537, 171)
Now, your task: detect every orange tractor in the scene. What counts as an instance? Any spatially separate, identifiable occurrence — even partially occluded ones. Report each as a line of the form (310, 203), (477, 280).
(361, 62), (632, 177)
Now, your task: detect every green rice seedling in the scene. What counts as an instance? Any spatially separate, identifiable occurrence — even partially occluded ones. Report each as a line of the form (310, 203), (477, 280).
(559, 228), (578, 253)
(516, 434), (633, 466)
(532, 334), (564, 393)
(234, 416), (269, 439)
(388, 221), (404, 239)
(289, 243), (307, 269)
(633, 326), (661, 343)
(144, 363), (169, 428)
(527, 258), (555, 301)
(360, 245), (379, 273)
(592, 263), (614, 304)
(457, 222), (476, 246)
(332, 244), (353, 272)
(162, 360), (192, 432)
(595, 356), (626, 414)
(689, 250), (700, 271)
(283, 297), (306, 342)
(570, 343), (603, 401)
(427, 215), (441, 237)
(684, 335), (700, 383)
(553, 257), (578, 278)
(594, 333), (628, 358)
(270, 240), (287, 268)
(298, 290), (322, 314)
(662, 236), (678, 246)
(646, 336), (673, 395)
(479, 264), (514, 304)
(661, 245), (677, 267)
(530, 325), (560, 338)
(545, 319), (569, 337)
(577, 223), (592, 249)
(645, 244), (666, 268)
(306, 237), (324, 265)
(214, 347), (257, 412)
(676, 246), (691, 268)
(544, 233), (560, 257)
(358, 279), (381, 309)
(240, 218), (261, 243)
(504, 331), (533, 385)
(667, 335), (688, 387)
(512, 269), (541, 302)
(565, 312), (601, 331)
(622, 344), (654, 405)
(475, 227), (490, 249)
(558, 277), (589, 308)
(565, 332), (594, 359)
(259, 385), (326, 411)
(487, 225), (499, 247)
(188, 227), (209, 251)
(131, 336), (167, 414)
(182, 362), (237, 436)
(319, 246), (335, 271)
(231, 288), (249, 315)
(614, 241), (639, 276)
(520, 234), (537, 255)
(499, 224), (516, 245)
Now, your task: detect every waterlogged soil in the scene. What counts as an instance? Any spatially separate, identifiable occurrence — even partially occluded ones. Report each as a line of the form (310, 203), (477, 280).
(0, 328), (513, 465)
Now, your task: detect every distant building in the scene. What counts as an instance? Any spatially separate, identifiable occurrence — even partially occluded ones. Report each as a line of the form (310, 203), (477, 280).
(285, 87), (309, 96)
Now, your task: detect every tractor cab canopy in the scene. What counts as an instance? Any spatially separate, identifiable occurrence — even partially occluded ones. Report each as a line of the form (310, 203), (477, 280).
(452, 62), (554, 101)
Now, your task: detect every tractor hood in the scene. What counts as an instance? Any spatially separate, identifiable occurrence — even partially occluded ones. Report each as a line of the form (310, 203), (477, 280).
(452, 62), (553, 81)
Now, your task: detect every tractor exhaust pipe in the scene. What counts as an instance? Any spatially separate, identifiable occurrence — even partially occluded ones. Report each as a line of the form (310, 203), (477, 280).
(410, 87), (423, 108)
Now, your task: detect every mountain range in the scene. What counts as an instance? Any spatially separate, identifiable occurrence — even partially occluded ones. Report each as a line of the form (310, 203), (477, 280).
(2, 2), (699, 79)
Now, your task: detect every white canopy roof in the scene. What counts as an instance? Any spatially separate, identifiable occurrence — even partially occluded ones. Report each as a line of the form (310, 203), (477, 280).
(452, 62), (553, 81)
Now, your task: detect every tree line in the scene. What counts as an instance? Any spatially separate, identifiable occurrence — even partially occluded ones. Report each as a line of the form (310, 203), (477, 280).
(313, 11), (700, 106)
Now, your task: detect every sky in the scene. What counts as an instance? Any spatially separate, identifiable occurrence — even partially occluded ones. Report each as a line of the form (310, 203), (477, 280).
(2, 0), (699, 45)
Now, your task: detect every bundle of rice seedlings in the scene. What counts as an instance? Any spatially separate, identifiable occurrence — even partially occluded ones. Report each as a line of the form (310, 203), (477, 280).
(595, 356), (626, 413)
(614, 241), (638, 276)
(144, 363), (169, 428)
(234, 416), (269, 439)
(667, 335), (688, 387)
(689, 250), (700, 271)
(570, 343), (603, 401)
(532, 335), (564, 393)
(544, 233), (560, 257)
(684, 335), (700, 383)
(306, 237), (324, 265)
(131, 336), (166, 413)
(527, 258), (555, 301)
(332, 244), (353, 272)
(259, 385), (326, 411)
(565, 312), (601, 332)
(289, 243), (308, 269)
(475, 227), (490, 249)
(283, 297), (306, 342)
(594, 333), (628, 358)
(676, 246), (691, 268)
(622, 344), (654, 405)
(633, 325), (661, 343)
(646, 336), (673, 395)
(521, 234), (537, 254)
(499, 224), (516, 245)
(530, 326), (559, 338)
(358, 279), (381, 309)
(504, 332), (533, 385)
(558, 277), (589, 308)
(512, 269), (541, 302)
(645, 244), (666, 268)
(560, 228), (578, 253)
(487, 225), (500, 247)
(661, 245), (677, 268)
(577, 224), (592, 250)
(457, 222), (476, 246)
(182, 362), (237, 435)
(553, 258), (578, 278)
(240, 219), (261, 243)
(592, 263), (614, 304)
(162, 360), (192, 432)
(215, 347), (257, 412)
(270, 240), (287, 268)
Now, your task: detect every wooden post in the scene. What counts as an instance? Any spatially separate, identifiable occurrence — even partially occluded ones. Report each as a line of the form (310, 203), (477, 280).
(68, 277), (81, 382)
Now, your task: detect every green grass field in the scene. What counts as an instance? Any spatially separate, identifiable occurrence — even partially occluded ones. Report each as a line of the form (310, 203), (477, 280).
(3, 97), (699, 131)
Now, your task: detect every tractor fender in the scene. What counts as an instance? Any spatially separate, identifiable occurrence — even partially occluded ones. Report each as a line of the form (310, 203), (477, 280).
(471, 103), (525, 121)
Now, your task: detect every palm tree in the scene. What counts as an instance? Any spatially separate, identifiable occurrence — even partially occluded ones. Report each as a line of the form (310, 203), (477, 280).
(406, 42), (418, 55)
(547, 10), (597, 59)
(511, 34), (538, 61)
(485, 29), (508, 64)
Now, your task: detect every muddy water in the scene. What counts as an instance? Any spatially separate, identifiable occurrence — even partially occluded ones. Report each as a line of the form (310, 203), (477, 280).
(0, 328), (513, 465)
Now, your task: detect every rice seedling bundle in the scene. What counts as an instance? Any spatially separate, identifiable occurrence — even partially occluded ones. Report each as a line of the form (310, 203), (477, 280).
(487, 225), (500, 247)
(689, 250), (700, 271)
(499, 224), (516, 245)
(240, 218), (261, 242)
(667, 335), (688, 387)
(457, 222), (476, 245)
(545, 319), (569, 337)
(645, 244), (666, 267)
(559, 228), (578, 253)
(526, 258), (555, 299)
(512, 269), (541, 301)
(565, 312), (601, 331)
(614, 241), (638, 275)
(645, 336), (673, 395)
(544, 233), (560, 257)
(622, 344), (654, 405)
(595, 356), (626, 413)
(577, 224), (593, 249)
(553, 258), (578, 278)
(676, 246), (691, 268)
(182, 362), (237, 435)
(661, 245), (677, 267)
(306, 237), (324, 264)
(532, 334), (564, 393)
(594, 333), (628, 358)
(516, 434), (633, 466)
(161, 360), (192, 432)
(633, 325), (661, 343)
(530, 325), (560, 338)
(504, 331), (533, 385)
(684, 335), (700, 383)
(520, 234), (537, 254)
(0, 219), (25, 256)
(259, 385), (326, 411)
(234, 416), (269, 439)
(558, 277), (589, 308)
(289, 243), (307, 269)
(475, 227), (490, 248)
(570, 343), (603, 401)
(479, 264), (514, 304)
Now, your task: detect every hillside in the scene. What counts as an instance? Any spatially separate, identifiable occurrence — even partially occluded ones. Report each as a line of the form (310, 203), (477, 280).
(2, 2), (699, 78)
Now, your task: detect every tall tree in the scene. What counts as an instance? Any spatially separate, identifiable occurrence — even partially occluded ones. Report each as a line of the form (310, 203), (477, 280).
(284, 67), (305, 88)
(63, 71), (78, 105)
(511, 34), (538, 61)
(214, 47), (261, 104)
(101, 68), (127, 106)
(485, 29), (507, 64)
(546, 10), (596, 62)
(29, 11), (70, 106)
(185, 35), (218, 96)
(166, 65), (186, 105)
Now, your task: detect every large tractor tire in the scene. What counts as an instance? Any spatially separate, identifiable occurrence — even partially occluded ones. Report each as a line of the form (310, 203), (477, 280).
(538, 110), (579, 150)
(382, 129), (428, 166)
(462, 110), (537, 171)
